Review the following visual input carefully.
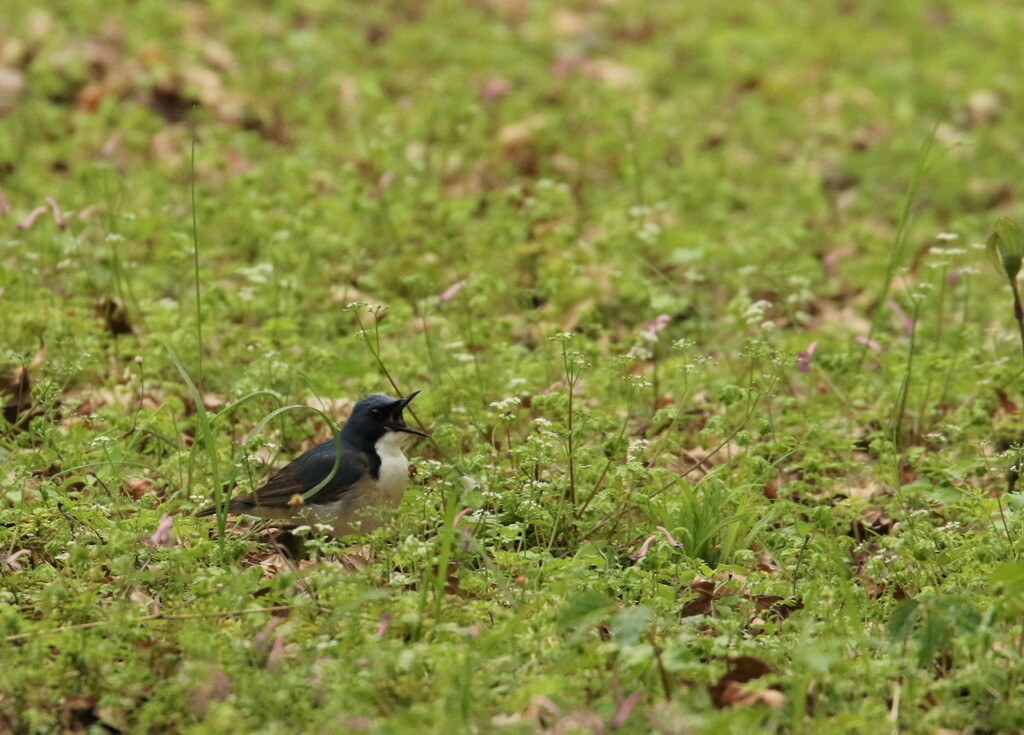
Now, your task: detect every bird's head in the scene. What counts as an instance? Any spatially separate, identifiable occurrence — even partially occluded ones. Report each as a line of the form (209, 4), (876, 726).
(341, 391), (427, 451)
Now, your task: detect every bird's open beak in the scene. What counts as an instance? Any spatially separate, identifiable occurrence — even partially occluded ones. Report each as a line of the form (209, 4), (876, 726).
(393, 391), (429, 437)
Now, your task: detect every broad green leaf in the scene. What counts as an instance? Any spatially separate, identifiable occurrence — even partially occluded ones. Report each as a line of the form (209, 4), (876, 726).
(610, 605), (654, 647)
(559, 591), (614, 643)
(990, 561), (1024, 597)
(887, 599), (920, 642)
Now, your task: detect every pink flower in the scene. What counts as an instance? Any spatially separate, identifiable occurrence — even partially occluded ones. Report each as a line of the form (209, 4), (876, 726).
(1, 549), (30, 570)
(145, 514), (174, 547)
(552, 51), (585, 77)
(453, 507), (475, 528)
(640, 314), (671, 342)
(855, 335), (882, 353)
(656, 526), (683, 548)
(17, 206), (48, 230)
(45, 197), (67, 230)
(438, 280), (466, 305)
(266, 632), (285, 672)
(612, 691), (642, 728)
(633, 526), (684, 559)
(633, 534), (658, 560)
(796, 341), (817, 373)
(480, 77), (512, 101)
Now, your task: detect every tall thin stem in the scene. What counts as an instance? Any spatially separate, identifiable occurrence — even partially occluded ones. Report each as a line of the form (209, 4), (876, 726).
(190, 111), (203, 387)
(1011, 280), (1024, 361)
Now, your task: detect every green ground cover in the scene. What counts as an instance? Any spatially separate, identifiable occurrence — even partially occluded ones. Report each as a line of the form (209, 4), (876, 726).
(3, 1), (1024, 732)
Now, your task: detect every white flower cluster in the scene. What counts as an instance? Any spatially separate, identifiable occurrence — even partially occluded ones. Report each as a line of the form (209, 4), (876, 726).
(742, 299), (775, 330)
(489, 396), (520, 413)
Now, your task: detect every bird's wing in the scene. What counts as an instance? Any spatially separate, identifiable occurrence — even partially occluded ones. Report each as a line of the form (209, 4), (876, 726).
(230, 440), (371, 509)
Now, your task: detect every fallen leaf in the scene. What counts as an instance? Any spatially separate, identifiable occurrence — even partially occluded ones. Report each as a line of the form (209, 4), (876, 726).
(716, 682), (785, 709)
(845, 481), (888, 500)
(0, 66), (26, 115)
(680, 578), (720, 618)
(124, 477), (154, 500)
(201, 392), (226, 412)
(129, 586), (161, 616)
(96, 298), (135, 336)
(995, 388), (1018, 415)
(582, 58), (638, 89)
(552, 8), (591, 38)
(708, 656), (781, 709)
(1, 358), (44, 430)
(95, 705), (129, 732)
(752, 595), (803, 622)
(857, 507), (894, 537)
(967, 89), (1003, 127)
(186, 665), (232, 719)
(59, 694), (100, 733)
(523, 695), (560, 728)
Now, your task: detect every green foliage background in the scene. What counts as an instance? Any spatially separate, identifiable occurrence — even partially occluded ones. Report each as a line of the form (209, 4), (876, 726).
(3, 1), (1024, 732)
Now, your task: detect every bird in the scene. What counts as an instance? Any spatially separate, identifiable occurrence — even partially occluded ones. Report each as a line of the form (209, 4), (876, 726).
(197, 391), (427, 537)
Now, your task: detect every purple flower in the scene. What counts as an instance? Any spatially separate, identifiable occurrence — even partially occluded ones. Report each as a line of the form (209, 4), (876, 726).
(796, 341), (817, 373)
(886, 300), (914, 337)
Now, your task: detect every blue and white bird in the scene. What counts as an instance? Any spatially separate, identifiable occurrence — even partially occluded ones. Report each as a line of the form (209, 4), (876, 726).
(197, 392), (427, 537)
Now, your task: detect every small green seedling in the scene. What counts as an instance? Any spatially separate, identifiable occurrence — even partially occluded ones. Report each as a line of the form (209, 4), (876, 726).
(987, 217), (1024, 360)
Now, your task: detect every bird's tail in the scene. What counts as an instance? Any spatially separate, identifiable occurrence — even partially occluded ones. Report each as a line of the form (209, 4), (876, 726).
(195, 501), (236, 517)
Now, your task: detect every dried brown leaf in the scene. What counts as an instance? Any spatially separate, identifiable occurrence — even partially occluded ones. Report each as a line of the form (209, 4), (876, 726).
(96, 298), (135, 336)
(552, 8), (591, 38)
(680, 578), (720, 618)
(708, 656), (778, 709)
(0, 66), (26, 115)
(752, 595), (803, 621)
(186, 665), (232, 719)
(124, 477), (154, 500)
(59, 695), (100, 733)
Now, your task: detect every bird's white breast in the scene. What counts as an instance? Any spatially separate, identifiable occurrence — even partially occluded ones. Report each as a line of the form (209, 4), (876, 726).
(374, 431), (411, 503)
